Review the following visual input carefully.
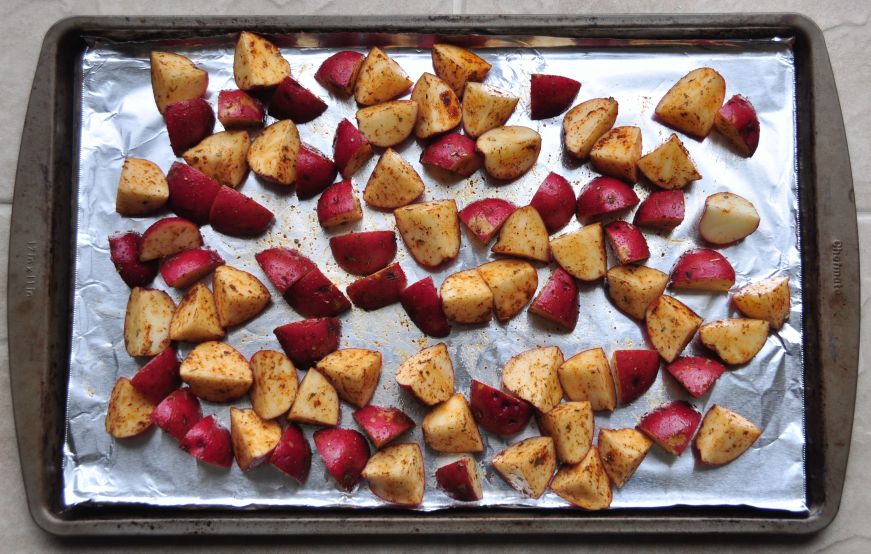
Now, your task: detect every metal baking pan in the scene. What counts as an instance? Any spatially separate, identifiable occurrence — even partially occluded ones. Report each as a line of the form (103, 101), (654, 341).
(8, 14), (858, 536)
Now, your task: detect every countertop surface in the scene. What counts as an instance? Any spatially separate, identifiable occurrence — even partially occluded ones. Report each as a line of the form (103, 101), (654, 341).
(0, 1), (867, 551)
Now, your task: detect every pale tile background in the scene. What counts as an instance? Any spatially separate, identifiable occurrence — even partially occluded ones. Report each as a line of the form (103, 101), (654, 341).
(0, 1), (867, 551)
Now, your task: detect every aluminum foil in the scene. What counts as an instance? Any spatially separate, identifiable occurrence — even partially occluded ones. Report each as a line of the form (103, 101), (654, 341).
(63, 33), (805, 512)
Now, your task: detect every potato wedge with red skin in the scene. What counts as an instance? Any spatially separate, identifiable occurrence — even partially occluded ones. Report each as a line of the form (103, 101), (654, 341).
(612, 349), (660, 405)
(492, 436), (557, 499)
(363, 443), (425, 506)
(550, 446), (612, 510)
(431, 43), (491, 98)
(459, 198), (517, 244)
(317, 179), (363, 228)
(715, 94), (761, 156)
(314, 428), (370, 491)
(633, 190), (685, 231)
(150, 51), (208, 115)
(462, 82), (518, 138)
(329, 231), (397, 276)
(180, 415), (233, 468)
(598, 428), (652, 488)
(233, 31), (290, 90)
(164, 98), (215, 156)
(699, 318), (769, 365)
(353, 405), (415, 448)
(183, 130), (250, 188)
(213, 265), (271, 328)
(550, 224), (606, 281)
(645, 295), (703, 362)
(606, 265), (669, 321)
(558, 348), (616, 412)
(501, 346), (564, 413)
(217, 89), (264, 128)
(636, 134), (701, 190)
(316, 51), (364, 95)
(180, 341), (253, 402)
(529, 172), (575, 234)
(230, 407), (282, 471)
(270, 424), (312, 484)
(346, 263), (407, 311)
(666, 356), (725, 398)
(333, 118), (374, 178)
(699, 192), (761, 246)
(637, 400), (702, 456)
(288, 368), (340, 426)
(295, 144), (338, 200)
(115, 158), (169, 216)
(356, 100), (418, 148)
(655, 67), (726, 139)
(529, 268), (579, 331)
(139, 217), (203, 261)
(605, 221), (650, 265)
(436, 455), (483, 501)
(165, 162), (222, 225)
(316, 348), (382, 408)
(105, 378), (156, 438)
(732, 276), (791, 329)
(439, 269), (494, 325)
(269, 76), (328, 123)
(394, 200), (461, 268)
(285, 267), (351, 318)
(476, 126), (542, 180)
(670, 248), (735, 292)
(151, 387), (201, 441)
(590, 126), (643, 182)
(477, 259), (538, 321)
(109, 231), (158, 288)
(491, 205), (550, 263)
(159, 248), (224, 289)
(169, 282), (223, 342)
(247, 119), (300, 186)
(209, 186), (274, 237)
(469, 380), (533, 436)
(530, 73), (581, 120)
(539, 401), (594, 464)
(396, 343), (454, 406)
(576, 176), (639, 220)
(563, 97), (618, 159)
(411, 72), (462, 139)
(274, 317), (341, 367)
(400, 276), (451, 338)
(131, 346), (181, 404)
(249, 349), (298, 420)
(695, 405), (762, 465)
(364, 148), (425, 210)
(422, 393), (484, 453)
(354, 47), (412, 106)
(255, 247), (315, 294)
(420, 132), (482, 177)
(123, 287), (175, 357)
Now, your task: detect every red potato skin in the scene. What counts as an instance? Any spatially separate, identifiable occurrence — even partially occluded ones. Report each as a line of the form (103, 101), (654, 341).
(166, 162), (223, 225)
(419, 133), (483, 177)
(179, 415), (233, 468)
(255, 247), (316, 294)
(459, 198), (517, 243)
(529, 268), (579, 331)
(151, 387), (203, 441)
(352, 405), (415, 448)
(346, 263), (407, 311)
(576, 176), (640, 219)
(605, 221), (650, 265)
(716, 95), (760, 157)
(633, 190), (685, 231)
(285, 267), (352, 318)
(329, 231), (397, 276)
(530, 73), (581, 120)
(295, 144), (338, 200)
(669, 248), (736, 291)
(666, 356), (726, 397)
(108, 231), (158, 287)
(313, 428), (370, 491)
(637, 400), (702, 456)
(436, 458), (482, 501)
(209, 186), (274, 236)
(269, 76), (329, 123)
(399, 277), (451, 338)
(315, 51), (365, 95)
(164, 98), (215, 156)
(269, 424), (312, 485)
(131, 346), (181, 404)
(613, 349), (660, 405)
(140, 217), (203, 261)
(333, 118), (373, 178)
(529, 172), (575, 234)
(274, 317), (342, 367)
(316, 180), (361, 228)
(217, 89), (264, 128)
(159, 248), (224, 288)
(469, 380), (533, 436)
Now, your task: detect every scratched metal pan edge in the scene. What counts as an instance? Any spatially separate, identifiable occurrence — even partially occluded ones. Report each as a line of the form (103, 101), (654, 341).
(7, 14), (857, 536)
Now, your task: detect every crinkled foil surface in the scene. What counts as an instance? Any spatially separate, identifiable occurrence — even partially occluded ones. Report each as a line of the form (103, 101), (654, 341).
(63, 33), (805, 512)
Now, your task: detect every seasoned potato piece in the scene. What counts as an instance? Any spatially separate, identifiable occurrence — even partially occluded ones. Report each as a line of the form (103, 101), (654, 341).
(636, 134), (701, 190)
(287, 368), (340, 426)
(732, 276), (791, 329)
(476, 126), (541, 180)
(477, 259), (538, 321)
(550, 224), (607, 281)
(364, 149), (425, 209)
(655, 67), (726, 138)
(491, 206), (550, 263)
(606, 265), (669, 320)
(431, 43), (491, 97)
(115, 158), (169, 216)
(501, 346), (564, 413)
(563, 97), (618, 159)
(356, 100), (418, 147)
(354, 47), (412, 106)
(550, 447), (612, 510)
(362, 442), (425, 506)
(247, 119), (300, 186)
(492, 436), (556, 499)
(695, 405), (762, 465)
(395, 343), (454, 406)
(316, 348), (382, 408)
(234, 31), (290, 90)
(598, 428), (653, 488)
(439, 269), (494, 324)
(645, 295), (702, 362)
(212, 265), (271, 328)
(411, 72), (462, 139)
(124, 287), (176, 357)
(183, 130), (250, 188)
(150, 51), (208, 114)
(698, 318), (769, 365)
(169, 283), (224, 343)
(462, 82), (518, 138)
(105, 377), (156, 438)
(230, 407), (282, 470)
(422, 393), (483, 453)
(249, 350), (298, 420)
(590, 126), (642, 182)
(180, 341), (253, 402)
(558, 348), (617, 412)
(394, 200), (461, 268)
(539, 401), (594, 464)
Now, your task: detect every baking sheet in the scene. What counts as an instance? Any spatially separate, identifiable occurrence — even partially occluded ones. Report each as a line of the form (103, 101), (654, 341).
(63, 33), (805, 512)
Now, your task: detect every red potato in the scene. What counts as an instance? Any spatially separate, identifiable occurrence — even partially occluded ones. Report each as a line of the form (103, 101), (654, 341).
(273, 317), (341, 367)
(212, 265), (271, 328)
(179, 341), (253, 402)
(590, 126), (642, 183)
(353, 405), (415, 448)
(270, 424), (312, 484)
(492, 436), (557, 499)
(558, 348), (617, 412)
(249, 349), (298, 420)
(295, 144), (338, 200)
(563, 97), (619, 159)
(333, 118), (374, 178)
(436, 455), (483, 502)
(655, 67), (726, 139)
(255, 247), (315, 294)
(666, 356), (725, 398)
(123, 287), (175, 357)
(285, 267), (351, 318)
(459, 198), (516, 244)
(529, 172), (575, 234)
(150, 51), (208, 114)
(217, 89), (264, 128)
(501, 346), (565, 414)
(362, 443), (425, 506)
(315, 50), (365, 94)
(732, 275), (791, 329)
(329, 231), (397, 275)
(316, 179), (363, 228)
(208, 186), (274, 237)
(164, 98), (215, 156)
(313, 428), (370, 491)
(669, 248), (735, 291)
(269, 76), (328, 123)
(633, 190), (685, 231)
(356, 100), (418, 148)
(182, 130), (250, 188)
(695, 405), (762, 465)
(461, 82), (518, 139)
(477, 259), (538, 321)
(105, 378), (156, 438)
(606, 265), (669, 321)
(363, 148), (425, 210)
(247, 119), (300, 186)
(530, 73), (581, 120)
(316, 348), (382, 408)
(131, 346), (181, 404)
(159, 248), (224, 289)
(491, 205), (550, 263)
(636, 134), (701, 190)
(411, 72), (462, 139)
(395, 343), (455, 406)
(612, 349), (660, 405)
(165, 162), (222, 225)
(699, 192), (760, 246)
(400, 276), (451, 338)
(476, 126), (542, 180)
(420, 132), (482, 177)
(287, 369), (340, 426)
(233, 31), (290, 90)
(439, 269), (494, 325)
(529, 268), (579, 331)
(550, 447), (612, 511)
(230, 407), (282, 471)
(354, 47), (412, 106)
(109, 231), (158, 288)
(550, 224), (607, 282)
(394, 200), (461, 268)
(645, 295), (703, 362)
(469, 380), (533, 436)
(151, 387), (202, 441)
(115, 158), (169, 216)
(699, 318), (769, 365)
(605, 221), (650, 265)
(597, 428), (653, 488)
(576, 176), (639, 220)
(715, 94), (761, 156)
(431, 43), (491, 98)
(346, 263), (407, 311)
(179, 415), (233, 468)
(139, 217), (203, 261)
(422, 393), (484, 453)
(637, 400), (702, 456)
